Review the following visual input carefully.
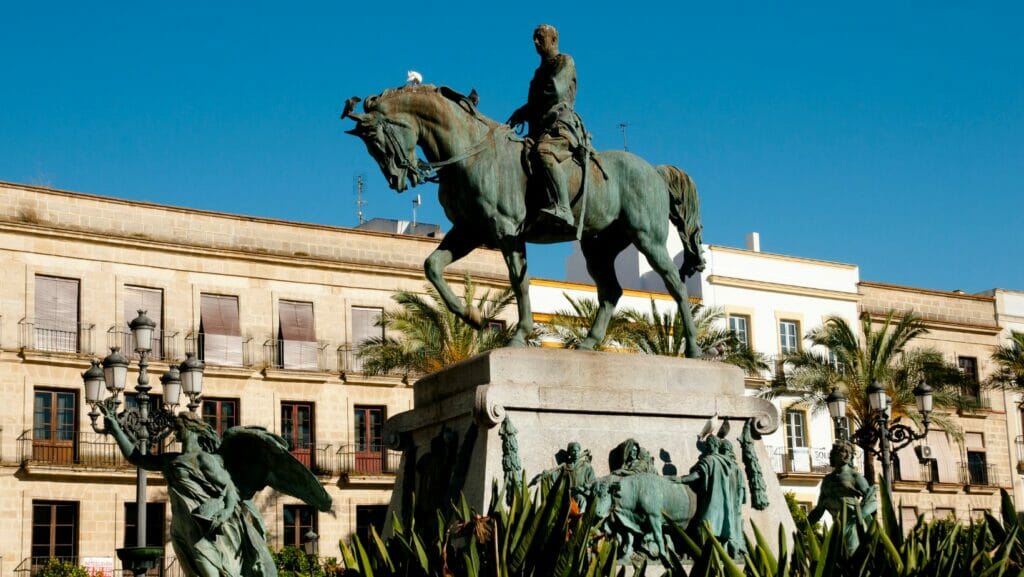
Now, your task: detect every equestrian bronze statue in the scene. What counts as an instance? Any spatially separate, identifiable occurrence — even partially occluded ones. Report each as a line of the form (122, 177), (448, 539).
(341, 31), (705, 356)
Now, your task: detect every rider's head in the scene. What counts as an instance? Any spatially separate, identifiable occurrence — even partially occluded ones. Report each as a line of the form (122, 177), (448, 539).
(533, 24), (559, 59)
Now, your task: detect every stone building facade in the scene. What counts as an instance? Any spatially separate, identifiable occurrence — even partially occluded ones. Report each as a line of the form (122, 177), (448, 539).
(859, 281), (1009, 525)
(0, 181), (509, 575)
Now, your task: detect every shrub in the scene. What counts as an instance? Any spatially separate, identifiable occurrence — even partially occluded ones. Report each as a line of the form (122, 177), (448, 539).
(35, 559), (89, 577)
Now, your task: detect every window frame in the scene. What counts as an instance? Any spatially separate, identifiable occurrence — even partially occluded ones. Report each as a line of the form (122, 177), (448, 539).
(201, 397), (240, 436)
(778, 319), (800, 354)
(31, 500), (79, 563)
(282, 504), (318, 548)
(727, 314), (750, 349)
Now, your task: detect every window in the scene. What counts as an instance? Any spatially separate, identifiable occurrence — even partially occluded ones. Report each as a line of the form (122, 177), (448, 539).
(959, 356), (981, 398)
(35, 275), (80, 352)
(124, 502), (165, 547)
(487, 320), (507, 332)
(351, 307), (384, 372)
(32, 501), (78, 564)
(199, 294), (242, 366)
(33, 389), (77, 463)
(934, 507), (956, 521)
(125, 286), (164, 358)
(283, 504), (317, 548)
(900, 507), (919, 533)
(779, 320), (799, 354)
(356, 505), (389, 543)
(202, 398), (239, 436)
(967, 451), (989, 485)
(282, 402), (315, 469)
(352, 307), (384, 344)
(728, 315), (749, 349)
(278, 300), (318, 370)
(354, 406), (386, 473)
(785, 410), (807, 449)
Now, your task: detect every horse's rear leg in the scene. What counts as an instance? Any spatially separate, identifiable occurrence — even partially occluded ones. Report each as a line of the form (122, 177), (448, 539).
(424, 226), (484, 328)
(578, 233), (630, 350)
(634, 236), (702, 358)
(498, 238), (533, 347)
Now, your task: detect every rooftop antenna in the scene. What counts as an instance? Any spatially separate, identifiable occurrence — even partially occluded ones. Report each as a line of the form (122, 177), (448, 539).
(618, 122), (629, 151)
(411, 193), (422, 228)
(355, 174), (367, 225)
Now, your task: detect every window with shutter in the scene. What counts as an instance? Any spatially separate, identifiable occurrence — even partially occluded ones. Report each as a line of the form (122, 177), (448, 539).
(279, 300), (317, 370)
(125, 286), (164, 358)
(200, 294), (242, 366)
(34, 275), (80, 352)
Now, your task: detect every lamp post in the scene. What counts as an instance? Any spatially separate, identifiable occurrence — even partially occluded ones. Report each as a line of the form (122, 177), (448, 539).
(826, 379), (933, 501)
(302, 530), (319, 577)
(83, 310), (205, 575)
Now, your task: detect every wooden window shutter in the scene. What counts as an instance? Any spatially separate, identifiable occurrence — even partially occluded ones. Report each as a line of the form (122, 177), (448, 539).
(201, 294), (242, 366)
(125, 286), (163, 356)
(279, 300), (317, 370)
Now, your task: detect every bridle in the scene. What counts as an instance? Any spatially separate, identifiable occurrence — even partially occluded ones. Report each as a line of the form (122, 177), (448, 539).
(369, 112), (499, 186)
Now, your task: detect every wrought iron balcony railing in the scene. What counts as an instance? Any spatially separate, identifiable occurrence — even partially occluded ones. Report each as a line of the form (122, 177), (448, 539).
(766, 445), (832, 475)
(262, 339), (329, 371)
(107, 327), (180, 362)
(959, 461), (999, 487)
(184, 332), (253, 368)
(19, 318), (95, 355)
(336, 447), (403, 476)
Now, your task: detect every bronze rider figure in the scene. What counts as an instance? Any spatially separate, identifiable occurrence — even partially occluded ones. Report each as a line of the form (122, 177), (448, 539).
(507, 24), (588, 229)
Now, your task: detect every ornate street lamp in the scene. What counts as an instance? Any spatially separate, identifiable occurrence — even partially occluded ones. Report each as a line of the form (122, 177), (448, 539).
(826, 380), (932, 501)
(303, 530), (319, 577)
(84, 310), (205, 575)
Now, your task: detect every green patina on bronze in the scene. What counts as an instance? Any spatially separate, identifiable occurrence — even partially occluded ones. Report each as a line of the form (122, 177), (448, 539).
(101, 408), (331, 577)
(530, 441), (597, 511)
(342, 26), (705, 357)
(679, 435), (748, 559)
(499, 418), (523, 506)
(740, 419), (770, 510)
(807, 441), (879, 554)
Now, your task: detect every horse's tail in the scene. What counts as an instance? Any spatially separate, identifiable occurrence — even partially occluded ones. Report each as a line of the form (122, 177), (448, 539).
(657, 165), (705, 279)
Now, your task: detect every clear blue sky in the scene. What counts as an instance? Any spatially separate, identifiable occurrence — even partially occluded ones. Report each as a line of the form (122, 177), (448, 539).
(1, 2), (1020, 292)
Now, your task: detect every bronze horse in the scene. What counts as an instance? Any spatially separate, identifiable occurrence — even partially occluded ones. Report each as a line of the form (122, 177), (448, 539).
(342, 85), (704, 355)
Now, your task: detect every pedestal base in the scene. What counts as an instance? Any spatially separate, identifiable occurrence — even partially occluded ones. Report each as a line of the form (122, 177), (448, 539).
(384, 348), (795, 553)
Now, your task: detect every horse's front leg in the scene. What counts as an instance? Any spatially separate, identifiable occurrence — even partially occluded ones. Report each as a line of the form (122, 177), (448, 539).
(424, 227), (484, 328)
(498, 237), (533, 347)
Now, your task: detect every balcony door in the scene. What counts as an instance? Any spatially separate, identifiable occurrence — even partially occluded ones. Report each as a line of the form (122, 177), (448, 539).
(354, 406), (385, 473)
(33, 389), (77, 463)
(281, 402), (314, 469)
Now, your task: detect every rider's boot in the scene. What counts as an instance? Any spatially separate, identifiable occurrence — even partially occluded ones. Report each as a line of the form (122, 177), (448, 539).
(539, 161), (575, 228)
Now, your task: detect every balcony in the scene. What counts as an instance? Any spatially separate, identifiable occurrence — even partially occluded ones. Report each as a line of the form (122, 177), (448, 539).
(19, 319), (95, 355)
(767, 445), (831, 479)
(960, 462), (1001, 491)
(336, 344), (409, 381)
(337, 447), (403, 477)
(17, 429), (131, 470)
(107, 327), (180, 362)
(262, 339), (330, 372)
(184, 332), (253, 369)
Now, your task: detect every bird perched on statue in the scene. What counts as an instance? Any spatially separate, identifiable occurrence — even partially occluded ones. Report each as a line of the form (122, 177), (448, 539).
(407, 70), (423, 85)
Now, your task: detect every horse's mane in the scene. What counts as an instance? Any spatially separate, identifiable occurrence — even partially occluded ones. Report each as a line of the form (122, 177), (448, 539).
(364, 84), (499, 128)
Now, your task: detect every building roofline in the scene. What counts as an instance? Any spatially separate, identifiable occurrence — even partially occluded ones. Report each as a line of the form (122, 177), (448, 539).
(859, 280), (995, 302)
(0, 179), (458, 247)
(707, 244), (858, 270)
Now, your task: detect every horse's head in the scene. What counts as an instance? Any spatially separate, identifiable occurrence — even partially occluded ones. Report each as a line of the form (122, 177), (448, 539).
(341, 88), (423, 193)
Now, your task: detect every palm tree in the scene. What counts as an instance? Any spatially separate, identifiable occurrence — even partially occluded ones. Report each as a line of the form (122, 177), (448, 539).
(769, 311), (964, 479)
(541, 293), (631, 350)
(356, 278), (516, 378)
(618, 298), (770, 376)
(991, 331), (1024, 389)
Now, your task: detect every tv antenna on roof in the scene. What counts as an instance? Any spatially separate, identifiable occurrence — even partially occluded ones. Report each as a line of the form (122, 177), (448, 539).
(355, 174), (367, 224)
(618, 122), (629, 151)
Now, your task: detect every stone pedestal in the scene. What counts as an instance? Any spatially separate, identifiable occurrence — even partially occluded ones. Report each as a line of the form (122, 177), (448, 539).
(384, 348), (795, 546)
